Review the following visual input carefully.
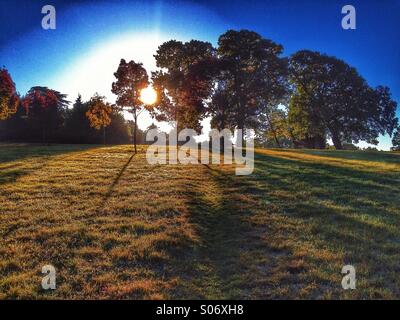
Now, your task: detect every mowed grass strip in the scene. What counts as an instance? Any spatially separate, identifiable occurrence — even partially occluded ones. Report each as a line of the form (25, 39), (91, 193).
(0, 144), (399, 299)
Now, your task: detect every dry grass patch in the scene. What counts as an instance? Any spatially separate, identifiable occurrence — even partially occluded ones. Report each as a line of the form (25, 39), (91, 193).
(1, 144), (399, 299)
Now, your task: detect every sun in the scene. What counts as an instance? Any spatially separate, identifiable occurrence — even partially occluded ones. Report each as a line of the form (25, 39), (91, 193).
(140, 86), (158, 105)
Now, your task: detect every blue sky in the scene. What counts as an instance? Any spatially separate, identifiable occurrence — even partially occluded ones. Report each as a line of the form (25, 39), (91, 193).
(0, 0), (399, 149)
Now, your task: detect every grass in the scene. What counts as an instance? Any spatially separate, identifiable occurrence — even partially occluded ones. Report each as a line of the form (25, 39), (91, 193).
(0, 144), (399, 299)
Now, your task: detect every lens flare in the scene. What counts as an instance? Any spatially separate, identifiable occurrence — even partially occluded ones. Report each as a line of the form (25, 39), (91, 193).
(140, 86), (157, 105)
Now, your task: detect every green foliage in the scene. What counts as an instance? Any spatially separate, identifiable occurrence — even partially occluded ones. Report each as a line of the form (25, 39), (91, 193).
(392, 129), (400, 151)
(152, 40), (218, 132)
(68, 95), (130, 145)
(106, 112), (132, 145)
(288, 50), (398, 150)
(363, 146), (379, 152)
(256, 107), (293, 148)
(209, 83), (235, 131)
(214, 30), (288, 131)
(63, 95), (93, 143)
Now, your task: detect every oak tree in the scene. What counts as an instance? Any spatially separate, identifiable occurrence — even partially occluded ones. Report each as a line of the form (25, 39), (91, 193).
(288, 50), (398, 149)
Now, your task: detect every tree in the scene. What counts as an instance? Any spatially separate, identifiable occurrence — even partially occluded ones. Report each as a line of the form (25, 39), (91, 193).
(64, 95), (93, 143)
(86, 94), (113, 144)
(209, 82), (233, 131)
(152, 40), (219, 133)
(262, 107), (292, 148)
(288, 50), (398, 149)
(63, 95), (130, 144)
(214, 29), (288, 136)
(392, 128), (400, 151)
(143, 123), (159, 144)
(0, 100), (26, 141)
(106, 112), (132, 145)
(112, 59), (149, 153)
(0, 68), (19, 120)
(64, 94), (103, 144)
(288, 85), (327, 149)
(22, 86), (68, 143)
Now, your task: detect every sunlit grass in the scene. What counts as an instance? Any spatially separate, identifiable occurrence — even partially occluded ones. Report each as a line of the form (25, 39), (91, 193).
(0, 144), (399, 299)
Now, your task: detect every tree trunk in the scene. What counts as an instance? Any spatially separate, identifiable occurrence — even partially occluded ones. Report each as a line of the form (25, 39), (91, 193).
(289, 130), (299, 149)
(329, 127), (343, 150)
(220, 135), (225, 154)
(103, 126), (106, 145)
(133, 113), (137, 154)
(237, 123), (245, 156)
(315, 135), (326, 149)
(331, 134), (343, 150)
(273, 133), (281, 148)
(266, 113), (281, 148)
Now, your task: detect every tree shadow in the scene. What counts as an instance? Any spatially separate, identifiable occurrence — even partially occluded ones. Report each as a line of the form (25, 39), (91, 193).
(98, 153), (136, 210)
(254, 152), (400, 205)
(169, 163), (296, 299)
(0, 144), (103, 186)
(248, 152), (400, 297)
(0, 144), (100, 163)
(274, 148), (400, 164)
(171, 151), (400, 298)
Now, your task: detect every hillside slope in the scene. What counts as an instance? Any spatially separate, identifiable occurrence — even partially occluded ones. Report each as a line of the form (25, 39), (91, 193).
(1, 144), (399, 299)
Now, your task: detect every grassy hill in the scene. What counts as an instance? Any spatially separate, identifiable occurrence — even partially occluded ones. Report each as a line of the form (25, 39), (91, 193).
(0, 144), (399, 299)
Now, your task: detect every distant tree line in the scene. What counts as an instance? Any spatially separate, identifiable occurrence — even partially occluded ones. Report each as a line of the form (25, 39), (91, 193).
(1, 29), (399, 151)
(0, 73), (145, 145)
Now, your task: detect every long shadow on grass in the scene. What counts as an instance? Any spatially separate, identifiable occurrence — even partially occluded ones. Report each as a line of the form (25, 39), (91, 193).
(0, 144), (99, 163)
(173, 151), (400, 298)
(252, 152), (400, 297)
(283, 149), (400, 164)
(169, 163), (297, 299)
(0, 144), (102, 185)
(98, 153), (136, 210)
(255, 151), (400, 210)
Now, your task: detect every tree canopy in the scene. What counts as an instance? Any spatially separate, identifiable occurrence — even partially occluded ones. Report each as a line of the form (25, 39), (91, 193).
(0, 68), (19, 120)
(112, 59), (149, 153)
(21, 86), (69, 143)
(86, 94), (113, 144)
(288, 50), (398, 149)
(212, 30), (288, 132)
(152, 39), (219, 133)
(392, 128), (400, 151)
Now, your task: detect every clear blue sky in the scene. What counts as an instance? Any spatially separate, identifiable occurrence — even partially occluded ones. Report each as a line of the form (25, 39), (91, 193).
(0, 0), (399, 149)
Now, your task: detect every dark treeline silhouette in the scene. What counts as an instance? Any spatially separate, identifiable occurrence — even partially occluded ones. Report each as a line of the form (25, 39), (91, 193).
(1, 29), (399, 150)
(0, 86), (145, 145)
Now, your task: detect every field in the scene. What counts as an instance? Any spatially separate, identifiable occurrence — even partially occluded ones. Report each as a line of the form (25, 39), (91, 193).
(0, 144), (400, 299)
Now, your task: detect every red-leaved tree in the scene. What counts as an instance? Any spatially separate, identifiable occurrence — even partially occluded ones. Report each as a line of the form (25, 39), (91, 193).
(22, 87), (68, 143)
(0, 68), (19, 120)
